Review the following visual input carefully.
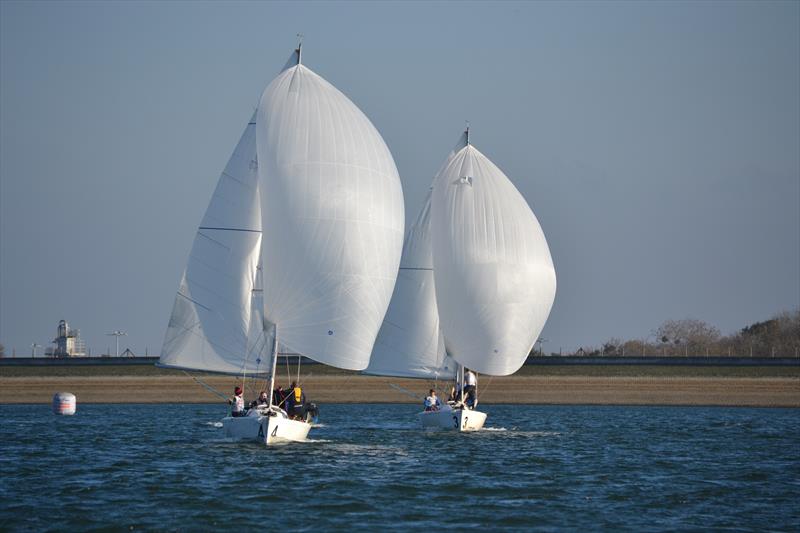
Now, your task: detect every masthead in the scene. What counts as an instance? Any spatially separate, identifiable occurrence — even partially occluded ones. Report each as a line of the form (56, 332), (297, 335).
(296, 33), (303, 65)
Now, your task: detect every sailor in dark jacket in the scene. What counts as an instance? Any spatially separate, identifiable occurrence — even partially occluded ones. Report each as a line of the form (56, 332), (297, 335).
(285, 381), (306, 419)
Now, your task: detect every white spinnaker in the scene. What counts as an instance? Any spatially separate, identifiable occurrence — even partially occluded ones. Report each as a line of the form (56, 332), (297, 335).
(430, 139), (556, 376)
(160, 113), (268, 375)
(257, 56), (405, 371)
(365, 189), (456, 379)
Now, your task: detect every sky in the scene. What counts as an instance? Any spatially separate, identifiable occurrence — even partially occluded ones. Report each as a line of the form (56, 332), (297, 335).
(1, 1), (798, 357)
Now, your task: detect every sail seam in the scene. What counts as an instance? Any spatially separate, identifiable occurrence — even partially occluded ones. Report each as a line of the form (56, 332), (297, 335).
(198, 227), (262, 233)
(176, 291), (213, 312)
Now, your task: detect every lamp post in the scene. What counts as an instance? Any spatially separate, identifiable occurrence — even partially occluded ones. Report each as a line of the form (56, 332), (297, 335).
(537, 337), (548, 356)
(106, 331), (127, 357)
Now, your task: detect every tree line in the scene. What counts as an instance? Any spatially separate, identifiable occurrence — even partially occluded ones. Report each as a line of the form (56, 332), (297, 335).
(3, 308), (798, 359)
(553, 308), (800, 358)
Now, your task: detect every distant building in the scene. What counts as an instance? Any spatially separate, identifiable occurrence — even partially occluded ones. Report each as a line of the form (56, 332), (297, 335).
(46, 319), (86, 357)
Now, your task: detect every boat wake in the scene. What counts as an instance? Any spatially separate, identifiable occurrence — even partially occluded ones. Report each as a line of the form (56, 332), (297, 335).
(204, 421), (223, 428)
(481, 427), (508, 432)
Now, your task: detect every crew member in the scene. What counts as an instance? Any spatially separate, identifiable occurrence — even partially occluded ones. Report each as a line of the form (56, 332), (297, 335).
(464, 369), (477, 408)
(424, 389), (441, 411)
(256, 390), (269, 406)
(228, 386), (245, 417)
(286, 381), (306, 420)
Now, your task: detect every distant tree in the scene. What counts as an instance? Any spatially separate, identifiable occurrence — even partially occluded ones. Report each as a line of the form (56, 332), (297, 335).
(656, 319), (721, 355)
(622, 339), (645, 356)
(0, 343), (4, 358)
(735, 308), (800, 357)
(602, 338), (623, 356)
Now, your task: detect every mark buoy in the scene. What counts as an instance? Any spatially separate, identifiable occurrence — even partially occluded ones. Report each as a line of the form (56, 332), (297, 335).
(53, 392), (76, 415)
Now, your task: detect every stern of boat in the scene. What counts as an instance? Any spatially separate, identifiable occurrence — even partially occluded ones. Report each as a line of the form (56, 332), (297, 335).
(223, 407), (312, 444)
(418, 406), (486, 432)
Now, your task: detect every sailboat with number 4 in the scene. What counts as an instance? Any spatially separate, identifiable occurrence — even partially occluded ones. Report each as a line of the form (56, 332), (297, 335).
(158, 43), (404, 444)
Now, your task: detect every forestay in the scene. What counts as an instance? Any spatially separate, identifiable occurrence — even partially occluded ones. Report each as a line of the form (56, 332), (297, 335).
(365, 189), (456, 379)
(160, 113), (268, 375)
(256, 53), (404, 371)
(430, 135), (556, 376)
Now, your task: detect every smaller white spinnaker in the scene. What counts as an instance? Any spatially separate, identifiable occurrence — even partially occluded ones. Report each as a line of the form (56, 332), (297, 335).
(160, 112), (267, 376)
(430, 130), (556, 377)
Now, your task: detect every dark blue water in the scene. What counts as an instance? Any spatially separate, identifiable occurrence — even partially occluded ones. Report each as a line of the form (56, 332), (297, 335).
(1, 404), (798, 531)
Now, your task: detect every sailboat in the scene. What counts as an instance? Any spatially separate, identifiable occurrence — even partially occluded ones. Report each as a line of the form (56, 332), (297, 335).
(159, 43), (405, 444)
(425, 128), (557, 430)
(365, 183), (483, 431)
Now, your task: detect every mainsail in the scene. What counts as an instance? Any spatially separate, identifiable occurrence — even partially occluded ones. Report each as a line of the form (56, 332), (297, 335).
(365, 188), (456, 379)
(160, 112), (267, 375)
(256, 47), (405, 371)
(430, 131), (556, 376)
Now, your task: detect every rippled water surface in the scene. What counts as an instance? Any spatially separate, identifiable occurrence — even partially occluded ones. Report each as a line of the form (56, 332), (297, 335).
(1, 404), (798, 531)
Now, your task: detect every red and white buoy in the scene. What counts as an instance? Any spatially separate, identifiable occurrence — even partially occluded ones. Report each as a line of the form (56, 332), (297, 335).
(52, 392), (76, 415)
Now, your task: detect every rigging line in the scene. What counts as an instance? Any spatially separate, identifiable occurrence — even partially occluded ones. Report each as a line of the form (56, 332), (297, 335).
(475, 375), (493, 404)
(249, 330), (270, 394)
(389, 382), (424, 400)
(183, 371), (229, 402)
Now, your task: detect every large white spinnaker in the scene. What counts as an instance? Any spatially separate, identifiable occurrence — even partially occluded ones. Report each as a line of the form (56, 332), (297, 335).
(160, 113), (267, 375)
(256, 47), (405, 371)
(365, 189), (456, 379)
(430, 131), (556, 376)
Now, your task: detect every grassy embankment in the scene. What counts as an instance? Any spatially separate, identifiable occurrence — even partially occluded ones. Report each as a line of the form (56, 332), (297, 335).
(2, 362), (798, 407)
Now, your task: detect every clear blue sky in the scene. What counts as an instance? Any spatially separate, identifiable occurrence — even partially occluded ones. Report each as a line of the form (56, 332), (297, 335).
(1, 1), (798, 356)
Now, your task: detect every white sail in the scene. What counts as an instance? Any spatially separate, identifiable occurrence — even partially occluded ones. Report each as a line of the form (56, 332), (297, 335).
(365, 189), (456, 379)
(160, 112), (269, 375)
(430, 133), (556, 376)
(246, 262), (273, 360)
(256, 50), (405, 371)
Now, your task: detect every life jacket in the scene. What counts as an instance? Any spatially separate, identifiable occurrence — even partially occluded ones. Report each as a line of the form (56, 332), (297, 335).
(293, 387), (303, 404)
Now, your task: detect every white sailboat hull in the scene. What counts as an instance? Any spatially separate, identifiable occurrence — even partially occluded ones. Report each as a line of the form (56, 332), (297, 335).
(223, 409), (311, 445)
(418, 405), (486, 432)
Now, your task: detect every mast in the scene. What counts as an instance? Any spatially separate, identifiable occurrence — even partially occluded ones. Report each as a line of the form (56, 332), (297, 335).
(296, 33), (303, 65)
(459, 364), (464, 405)
(268, 326), (279, 410)
(474, 371), (478, 408)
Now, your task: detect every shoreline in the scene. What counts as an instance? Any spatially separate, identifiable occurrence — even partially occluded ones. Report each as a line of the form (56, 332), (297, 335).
(1, 374), (798, 407)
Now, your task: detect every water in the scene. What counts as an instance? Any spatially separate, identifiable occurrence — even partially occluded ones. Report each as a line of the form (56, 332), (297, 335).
(1, 404), (798, 531)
